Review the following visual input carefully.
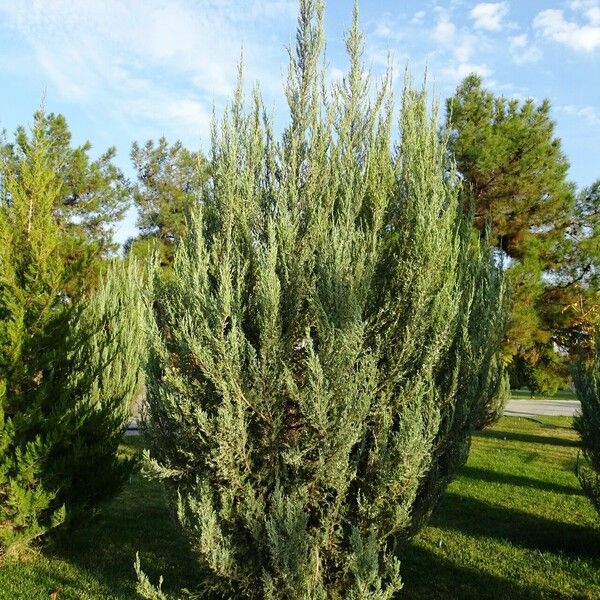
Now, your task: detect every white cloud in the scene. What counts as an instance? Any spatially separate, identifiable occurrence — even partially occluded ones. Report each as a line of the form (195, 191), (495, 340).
(470, 3), (508, 31)
(328, 66), (345, 85)
(443, 62), (491, 81)
(247, 0), (296, 20)
(579, 106), (600, 123)
(374, 19), (393, 39)
(373, 15), (404, 41)
(569, 0), (600, 25)
(508, 34), (542, 64)
(534, 7), (600, 52)
(0, 0), (295, 139)
(434, 17), (456, 43)
(454, 35), (475, 62)
(561, 104), (600, 124)
(510, 34), (528, 49)
(587, 6), (600, 25)
(149, 97), (211, 130)
(35, 46), (89, 101)
(411, 10), (426, 24)
(366, 46), (397, 70)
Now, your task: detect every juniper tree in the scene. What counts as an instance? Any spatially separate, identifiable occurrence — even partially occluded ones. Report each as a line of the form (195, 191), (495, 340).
(142, 2), (506, 597)
(0, 117), (146, 556)
(573, 328), (600, 515)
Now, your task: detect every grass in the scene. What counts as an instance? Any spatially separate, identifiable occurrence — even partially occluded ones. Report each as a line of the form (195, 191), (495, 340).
(0, 438), (198, 600)
(0, 417), (598, 599)
(401, 416), (600, 599)
(510, 388), (577, 401)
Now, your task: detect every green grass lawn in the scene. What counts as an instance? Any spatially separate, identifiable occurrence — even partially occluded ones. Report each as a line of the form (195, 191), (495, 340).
(401, 416), (600, 599)
(1, 417), (598, 599)
(0, 438), (198, 600)
(510, 388), (577, 401)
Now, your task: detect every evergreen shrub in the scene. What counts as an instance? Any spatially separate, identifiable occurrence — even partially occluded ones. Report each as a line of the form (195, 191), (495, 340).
(574, 328), (600, 515)
(143, 2), (507, 596)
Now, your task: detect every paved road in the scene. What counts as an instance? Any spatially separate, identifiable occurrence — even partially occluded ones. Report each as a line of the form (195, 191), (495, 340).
(504, 399), (580, 417)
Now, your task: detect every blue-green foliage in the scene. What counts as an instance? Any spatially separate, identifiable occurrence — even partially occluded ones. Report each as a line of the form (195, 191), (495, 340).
(142, 2), (507, 597)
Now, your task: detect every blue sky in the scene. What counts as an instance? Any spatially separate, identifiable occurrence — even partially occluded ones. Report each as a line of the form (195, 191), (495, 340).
(0, 0), (598, 246)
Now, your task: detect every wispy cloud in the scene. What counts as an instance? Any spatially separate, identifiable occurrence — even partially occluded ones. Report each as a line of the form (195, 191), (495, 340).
(534, 4), (600, 53)
(508, 34), (542, 64)
(443, 62), (491, 81)
(470, 3), (508, 31)
(429, 6), (495, 84)
(0, 0), (295, 140)
(454, 34), (476, 62)
(373, 14), (404, 41)
(411, 10), (426, 25)
(569, 1), (600, 24)
(433, 16), (456, 43)
(560, 104), (600, 124)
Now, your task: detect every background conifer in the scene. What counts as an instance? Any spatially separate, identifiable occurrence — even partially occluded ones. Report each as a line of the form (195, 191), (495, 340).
(0, 116), (146, 556)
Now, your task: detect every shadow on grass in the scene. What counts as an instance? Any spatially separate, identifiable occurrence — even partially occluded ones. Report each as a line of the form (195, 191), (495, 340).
(460, 465), (582, 497)
(431, 492), (600, 560)
(400, 544), (549, 600)
(49, 471), (200, 598)
(475, 429), (579, 448)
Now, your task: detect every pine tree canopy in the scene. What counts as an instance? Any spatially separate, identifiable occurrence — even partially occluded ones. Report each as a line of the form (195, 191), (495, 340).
(446, 74), (599, 394)
(446, 74), (575, 260)
(1, 109), (130, 266)
(127, 137), (208, 266)
(141, 2), (507, 597)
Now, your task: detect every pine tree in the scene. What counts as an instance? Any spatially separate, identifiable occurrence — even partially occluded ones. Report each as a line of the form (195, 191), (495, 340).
(548, 179), (600, 356)
(574, 327), (600, 515)
(127, 138), (208, 266)
(1, 109), (130, 286)
(446, 75), (577, 394)
(0, 116), (146, 556)
(141, 2), (506, 597)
